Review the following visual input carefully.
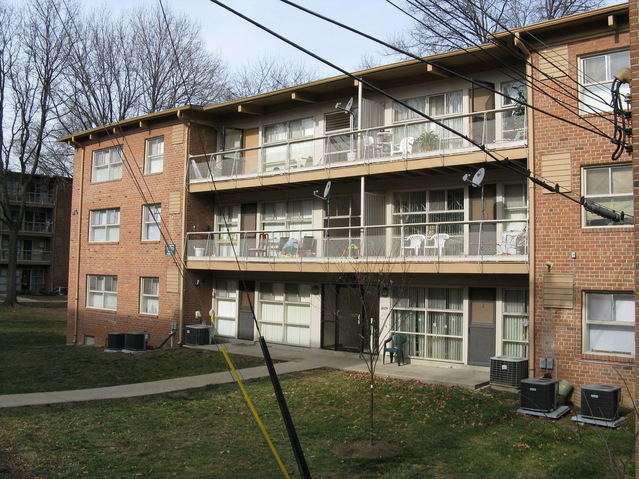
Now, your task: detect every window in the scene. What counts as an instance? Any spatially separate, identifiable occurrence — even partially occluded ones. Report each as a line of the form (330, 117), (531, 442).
(90, 208), (120, 242)
(140, 277), (159, 315)
(263, 117), (314, 171)
(142, 204), (161, 241)
(580, 50), (630, 113)
(145, 137), (164, 174)
(582, 164), (633, 227)
(393, 188), (464, 238)
(393, 287), (463, 362)
(502, 289), (529, 357)
(584, 292), (634, 356)
(261, 200), (312, 242)
(393, 90), (464, 150)
(501, 80), (526, 140)
(259, 282), (311, 346)
(87, 275), (117, 310)
(92, 146), (123, 182)
(503, 183), (528, 231)
(215, 280), (237, 337)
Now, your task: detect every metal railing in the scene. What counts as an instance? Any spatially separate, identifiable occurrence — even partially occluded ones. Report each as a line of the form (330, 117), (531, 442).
(0, 249), (52, 262)
(185, 219), (528, 262)
(189, 107), (526, 183)
(0, 192), (55, 205)
(0, 221), (53, 233)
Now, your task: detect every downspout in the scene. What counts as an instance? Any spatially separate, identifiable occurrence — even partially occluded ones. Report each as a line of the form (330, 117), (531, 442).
(72, 143), (86, 345)
(177, 110), (191, 346)
(515, 33), (536, 377)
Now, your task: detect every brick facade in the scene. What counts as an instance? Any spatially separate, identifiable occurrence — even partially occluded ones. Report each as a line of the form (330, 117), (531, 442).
(67, 121), (188, 347)
(531, 28), (635, 405)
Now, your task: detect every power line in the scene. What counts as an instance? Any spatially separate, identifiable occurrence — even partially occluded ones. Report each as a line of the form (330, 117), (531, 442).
(393, 0), (616, 137)
(281, 0), (616, 143)
(211, 0), (629, 223)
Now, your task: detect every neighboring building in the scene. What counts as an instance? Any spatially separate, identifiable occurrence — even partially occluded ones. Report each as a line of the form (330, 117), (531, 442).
(60, 5), (633, 405)
(0, 173), (72, 293)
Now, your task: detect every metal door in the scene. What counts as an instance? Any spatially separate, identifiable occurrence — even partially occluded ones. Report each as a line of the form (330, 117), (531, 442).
(238, 281), (255, 341)
(468, 287), (496, 366)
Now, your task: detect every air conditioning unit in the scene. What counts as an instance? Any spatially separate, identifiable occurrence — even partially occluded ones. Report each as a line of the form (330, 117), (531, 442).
(185, 324), (210, 346)
(520, 378), (558, 412)
(124, 332), (148, 351)
(490, 356), (528, 388)
(107, 332), (126, 350)
(581, 385), (620, 421)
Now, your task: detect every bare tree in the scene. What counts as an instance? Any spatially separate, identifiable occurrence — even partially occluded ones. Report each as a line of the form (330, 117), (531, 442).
(324, 229), (408, 447)
(229, 56), (318, 98)
(395, 0), (604, 55)
(60, 3), (230, 133)
(0, 0), (73, 306)
(131, 5), (231, 113)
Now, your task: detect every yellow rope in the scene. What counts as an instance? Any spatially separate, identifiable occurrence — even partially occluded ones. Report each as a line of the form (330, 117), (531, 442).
(220, 346), (291, 479)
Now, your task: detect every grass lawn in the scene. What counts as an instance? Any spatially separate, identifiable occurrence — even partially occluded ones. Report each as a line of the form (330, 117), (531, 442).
(0, 305), (635, 478)
(0, 304), (266, 394)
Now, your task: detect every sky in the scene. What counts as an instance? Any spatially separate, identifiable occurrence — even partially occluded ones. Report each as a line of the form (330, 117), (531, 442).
(80, 0), (415, 77)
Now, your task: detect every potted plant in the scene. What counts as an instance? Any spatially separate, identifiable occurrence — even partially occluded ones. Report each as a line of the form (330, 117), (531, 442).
(413, 130), (440, 152)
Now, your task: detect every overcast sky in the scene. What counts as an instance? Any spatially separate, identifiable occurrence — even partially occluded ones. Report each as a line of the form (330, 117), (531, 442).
(80, 0), (413, 76)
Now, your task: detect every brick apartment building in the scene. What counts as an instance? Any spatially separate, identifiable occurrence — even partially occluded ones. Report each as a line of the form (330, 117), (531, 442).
(61, 5), (634, 405)
(0, 173), (71, 293)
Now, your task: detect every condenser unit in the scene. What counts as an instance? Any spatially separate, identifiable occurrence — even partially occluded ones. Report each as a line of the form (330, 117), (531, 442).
(490, 356), (529, 388)
(185, 324), (210, 346)
(581, 385), (620, 421)
(520, 378), (558, 412)
(107, 332), (126, 350)
(124, 332), (148, 351)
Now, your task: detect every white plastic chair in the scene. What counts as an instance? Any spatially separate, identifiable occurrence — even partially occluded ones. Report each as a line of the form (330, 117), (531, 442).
(424, 233), (450, 256)
(403, 234), (426, 255)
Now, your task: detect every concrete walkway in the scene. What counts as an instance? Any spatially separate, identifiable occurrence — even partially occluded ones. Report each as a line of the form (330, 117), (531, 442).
(0, 342), (490, 409)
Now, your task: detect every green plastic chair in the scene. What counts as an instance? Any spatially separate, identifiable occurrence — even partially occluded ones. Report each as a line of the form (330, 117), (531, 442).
(382, 333), (407, 366)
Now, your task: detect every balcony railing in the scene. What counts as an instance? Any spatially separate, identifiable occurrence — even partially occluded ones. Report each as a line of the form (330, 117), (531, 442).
(0, 249), (52, 262)
(185, 219), (528, 263)
(0, 221), (52, 233)
(0, 191), (55, 205)
(189, 107), (526, 183)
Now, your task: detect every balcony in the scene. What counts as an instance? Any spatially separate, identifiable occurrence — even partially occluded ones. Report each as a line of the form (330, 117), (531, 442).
(1, 191), (55, 206)
(189, 107), (526, 184)
(0, 248), (51, 263)
(185, 219), (528, 273)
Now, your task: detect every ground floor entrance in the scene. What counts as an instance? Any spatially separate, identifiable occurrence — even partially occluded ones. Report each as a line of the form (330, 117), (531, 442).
(320, 283), (379, 353)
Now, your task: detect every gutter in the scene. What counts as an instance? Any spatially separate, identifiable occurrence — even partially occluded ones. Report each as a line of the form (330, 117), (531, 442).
(72, 146), (86, 345)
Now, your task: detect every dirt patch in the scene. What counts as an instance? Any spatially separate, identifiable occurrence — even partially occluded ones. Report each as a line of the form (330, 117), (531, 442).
(333, 440), (402, 459)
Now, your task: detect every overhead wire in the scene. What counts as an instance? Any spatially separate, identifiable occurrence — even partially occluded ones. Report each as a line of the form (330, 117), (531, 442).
(393, 0), (616, 137)
(212, 0), (630, 222)
(427, 0), (625, 122)
(280, 0), (616, 145)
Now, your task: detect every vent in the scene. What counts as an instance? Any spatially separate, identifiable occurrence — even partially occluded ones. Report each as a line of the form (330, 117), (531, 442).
(520, 378), (558, 412)
(185, 324), (210, 346)
(581, 385), (620, 421)
(325, 111), (352, 133)
(490, 356), (529, 388)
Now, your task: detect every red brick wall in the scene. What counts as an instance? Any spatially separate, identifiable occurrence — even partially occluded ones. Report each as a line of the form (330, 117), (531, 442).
(67, 121), (188, 348)
(532, 30), (635, 405)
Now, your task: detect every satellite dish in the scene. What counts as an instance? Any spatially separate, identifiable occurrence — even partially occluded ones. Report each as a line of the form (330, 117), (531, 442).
(314, 180), (332, 200)
(336, 97), (354, 114)
(462, 167), (485, 187)
(323, 181), (332, 198)
(345, 97), (353, 112)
